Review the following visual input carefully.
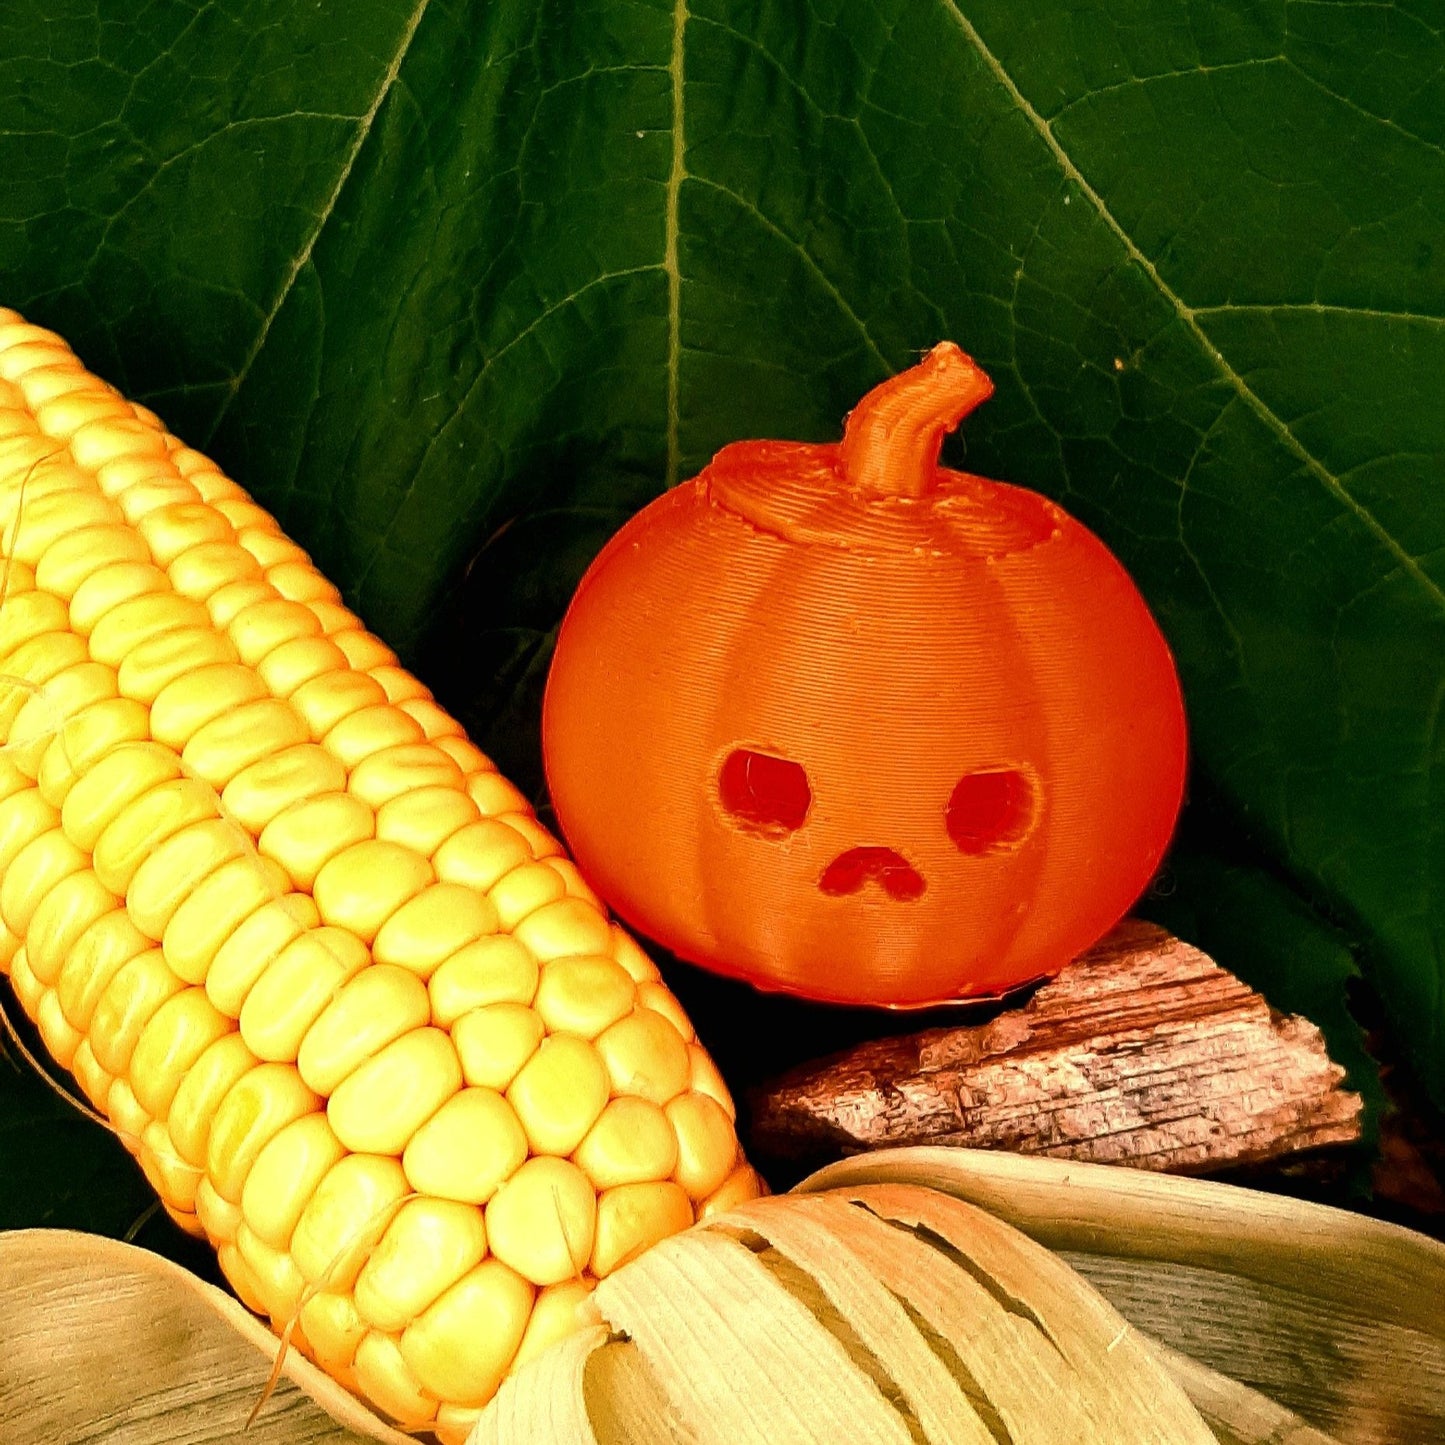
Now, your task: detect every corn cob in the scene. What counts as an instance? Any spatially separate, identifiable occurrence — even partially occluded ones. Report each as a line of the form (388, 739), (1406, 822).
(0, 307), (763, 1442)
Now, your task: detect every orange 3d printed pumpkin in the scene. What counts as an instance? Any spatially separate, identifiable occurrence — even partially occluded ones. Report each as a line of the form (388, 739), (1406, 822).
(542, 344), (1187, 1006)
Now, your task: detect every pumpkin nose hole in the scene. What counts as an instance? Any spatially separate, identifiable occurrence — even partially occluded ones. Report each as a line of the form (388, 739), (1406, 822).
(947, 768), (1035, 854)
(820, 847), (926, 901)
(718, 748), (811, 834)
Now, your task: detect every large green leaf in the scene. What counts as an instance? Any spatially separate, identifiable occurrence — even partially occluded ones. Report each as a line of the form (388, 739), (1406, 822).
(1, 0), (1440, 1188)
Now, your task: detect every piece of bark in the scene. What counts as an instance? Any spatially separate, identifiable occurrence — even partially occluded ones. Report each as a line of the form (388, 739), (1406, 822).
(749, 919), (1363, 1175)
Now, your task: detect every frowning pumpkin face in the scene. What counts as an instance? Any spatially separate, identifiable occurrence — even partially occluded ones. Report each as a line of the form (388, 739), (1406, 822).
(542, 346), (1187, 1006)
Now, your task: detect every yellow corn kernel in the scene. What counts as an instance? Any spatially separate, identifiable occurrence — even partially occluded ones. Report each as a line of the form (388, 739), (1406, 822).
(638, 980), (697, 1044)
(288, 668), (388, 740)
(372, 883), (498, 979)
(666, 1092), (739, 1201)
(0, 789), (58, 873)
(266, 560), (341, 606)
(511, 896), (614, 963)
(35, 520), (148, 598)
(228, 597), (323, 666)
(59, 741), (182, 853)
(513, 1279), (592, 1369)
(487, 861), (567, 932)
(138, 1119), (202, 1213)
(208, 494), (278, 531)
(128, 988), (231, 1118)
(127, 816), (251, 939)
(205, 1064), (319, 1203)
(257, 791), (374, 890)
(686, 1042), (737, 1121)
(167, 540), (264, 600)
(181, 697), (310, 788)
(207, 579), (276, 630)
(323, 703), (425, 769)
(167, 1031), (259, 1167)
(304, 600), (357, 636)
(367, 665), (431, 705)
(239, 927), (368, 1063)
(39, 697), (150, 806)
(115, 478), (201, 526)
(88, 592), (211, 667)
(8, 660), (119, 771)
(6, 946), (44, 1016)
(332, 630), (397, 671)
(533, 956), (636, 1040)
(34, 523), (150, 598)
(296, 963), (430, 1096)
(495, 816), (563, 860)
(431, 736), (490, 776)
(66, 558), (163, 632)
(452, 1004), (544, 1091)
(375, 785), (479, 858)
(591, 1182), (694, 1278)
(216, 1241), (267, 1314)
(89, 948), (185, 1075)
(354, 1197), (488, 1333)
(353, 1332), (438, 1429)
(55, 909), (150, 1030)
(327, 1027), (461, 1155)
(1, 828), (88, 936)
(299, 1290), (368, 1373)
(484, 1156), (595, 1288)
(0, 592), (70, 662)
(466, 770), (530, 819)
(238, 529), (309, 571)
(91, 777), (218, 896)
(115, 625), (240, 703)
(221, 743), (346, 833)
(205, 895), (317, 1017)
(196, 1174), (244, 1244)
(543, 858), (605, 909)
(698, 1163), (766, 1220)
(36, 987), (81, 1068)
(107, 1076), (152, 1145)
(434, 1406), (484, 1445)
(241, 1111), (348, 1252)
(573, 1097), (679, 1190)
(148, 662), (267, 749)
(431, 820), (533, 893)
(402, 1088), (528, 1205)
(235, 1220), (308, 1323)
(595, 1008), (691, 1106)
(70, 1036), (115, 1110)
(162, 853), (289, 984)
(398, 1260), (533, 1407)
(24, 869), (116, 984)
(9, 488), (121, 561)
(428, 937), (538, 1025)
(312, 839), (432, 944)
(506, 1035), (609, 1157)
(348, 743), (464, 809)
(69, 416), (169, 471)
(396, 697), (467, 742)
(136, 500), (233, 564)
(292, 1153), (409, 1290)
(256, 634), (349, 697)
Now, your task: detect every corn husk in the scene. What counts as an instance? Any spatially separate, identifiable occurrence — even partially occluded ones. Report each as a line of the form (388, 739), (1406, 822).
(799, 1147), (1445, 1445)
(0, 1227), (413, 1445)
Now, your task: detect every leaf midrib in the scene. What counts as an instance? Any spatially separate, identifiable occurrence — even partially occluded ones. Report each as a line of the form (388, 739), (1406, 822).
(202, 0), (438, 446)
(946, 0), (1445, 612)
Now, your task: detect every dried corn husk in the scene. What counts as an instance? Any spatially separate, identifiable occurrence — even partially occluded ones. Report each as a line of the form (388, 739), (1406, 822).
(0, 1227), (413, 1445)
(800, 1147), (1445, 1445)
(477, 1180), (1217, 1444)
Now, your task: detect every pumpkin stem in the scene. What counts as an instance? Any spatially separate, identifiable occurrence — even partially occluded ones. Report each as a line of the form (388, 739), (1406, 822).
(839, 343), (994, 498)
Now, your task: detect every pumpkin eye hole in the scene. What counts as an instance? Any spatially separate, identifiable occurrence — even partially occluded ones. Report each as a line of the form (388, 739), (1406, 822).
(947, 768), (1035, 854)
(718, 748), (812, 835)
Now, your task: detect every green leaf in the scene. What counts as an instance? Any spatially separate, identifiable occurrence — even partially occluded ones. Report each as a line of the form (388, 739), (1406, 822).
(1, 0), (1439, 1214)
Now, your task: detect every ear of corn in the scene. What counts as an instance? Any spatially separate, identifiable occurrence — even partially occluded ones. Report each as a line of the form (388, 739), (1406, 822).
(0, 307), (763, 1442)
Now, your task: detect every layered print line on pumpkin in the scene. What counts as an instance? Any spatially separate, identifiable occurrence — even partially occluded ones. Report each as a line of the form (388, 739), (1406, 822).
(944, 0), (1445, 618)
(203, 0), (438, 446)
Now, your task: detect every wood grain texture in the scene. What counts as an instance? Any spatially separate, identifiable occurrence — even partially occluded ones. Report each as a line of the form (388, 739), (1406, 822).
(750, 920), (1363, 1173)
